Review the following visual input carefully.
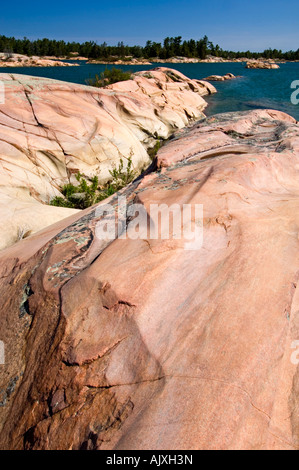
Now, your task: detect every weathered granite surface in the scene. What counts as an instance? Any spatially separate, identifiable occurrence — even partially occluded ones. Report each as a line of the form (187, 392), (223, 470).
(0, 68), (214, 250)
(0, 109), (299, 450)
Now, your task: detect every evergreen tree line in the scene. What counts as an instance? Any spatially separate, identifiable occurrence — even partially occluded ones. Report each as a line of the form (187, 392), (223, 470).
(0, 34), (298, 61)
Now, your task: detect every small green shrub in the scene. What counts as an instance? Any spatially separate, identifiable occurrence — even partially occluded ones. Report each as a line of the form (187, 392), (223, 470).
(50, 172), (99, 209)
(148, 138), (162, 160)
(86, 67), (133, 88)
(50, 156), (136, 209)
(108, 156), (135, 191)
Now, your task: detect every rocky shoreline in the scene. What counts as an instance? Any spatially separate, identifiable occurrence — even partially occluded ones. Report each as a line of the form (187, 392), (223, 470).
(0, 53), (288, 67)
(86, 57), (285, 66)
(86, 55), (288, 66)
(0, 53), (79, 67)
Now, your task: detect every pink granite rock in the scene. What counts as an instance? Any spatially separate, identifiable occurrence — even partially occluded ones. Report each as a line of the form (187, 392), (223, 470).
(246, 60), (280, 69)
(203, 73), (236, 81)
(0, 53), (78, 67)
(0, 109), (298, 450)
(0, 68), (214, 250)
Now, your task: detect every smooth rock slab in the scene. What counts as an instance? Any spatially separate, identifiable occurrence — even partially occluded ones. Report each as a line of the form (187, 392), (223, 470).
(0, 68), (213, 250)
(0, 109), (298, 450)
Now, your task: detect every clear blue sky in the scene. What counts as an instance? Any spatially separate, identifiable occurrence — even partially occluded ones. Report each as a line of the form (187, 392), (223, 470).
(0, 0), (298, 52)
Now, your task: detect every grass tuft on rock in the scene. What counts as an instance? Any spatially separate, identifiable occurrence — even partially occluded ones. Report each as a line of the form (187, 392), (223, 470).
(50, 157), (136, 209)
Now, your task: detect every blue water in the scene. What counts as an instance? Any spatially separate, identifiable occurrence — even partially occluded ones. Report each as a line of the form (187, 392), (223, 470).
(1, 61), (299, 120)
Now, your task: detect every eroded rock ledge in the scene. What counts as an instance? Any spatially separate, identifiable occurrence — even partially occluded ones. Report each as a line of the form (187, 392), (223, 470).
(0, 68), (215, 250)
(0, 109), (299, 450)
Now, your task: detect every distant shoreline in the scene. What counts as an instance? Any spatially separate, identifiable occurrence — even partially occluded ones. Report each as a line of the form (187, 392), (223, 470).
(0, 53), (79, 67)
(1, 53), (297, 67)
(72, 55), (291, 66)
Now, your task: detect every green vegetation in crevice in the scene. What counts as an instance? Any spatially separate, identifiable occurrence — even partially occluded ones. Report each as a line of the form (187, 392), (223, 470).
(148, 138), (162, 160)
(50, 134), (166, 210)
(50, 156), (136, 209)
